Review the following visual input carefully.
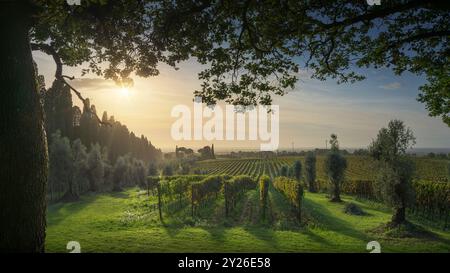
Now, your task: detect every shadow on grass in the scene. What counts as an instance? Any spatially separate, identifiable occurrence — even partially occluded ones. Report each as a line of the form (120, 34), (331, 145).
(160, 197), (225, 239)
(371, 221), (450, 246)
(244, 226), (280, 250)
(302, 197), (371, 242)
(109, 191), (131, 199)
(268, 186), (301, 229)
(203, 227), (227, 243)
(303, 229), (334, 247)
(160, 220), (184, 238)
(47, 194), (101, 226)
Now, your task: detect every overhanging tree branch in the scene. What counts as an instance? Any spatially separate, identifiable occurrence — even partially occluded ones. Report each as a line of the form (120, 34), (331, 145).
(319, 0), (441, 30)
(31, 42), (110, 126)
(387, 30), (450, 49)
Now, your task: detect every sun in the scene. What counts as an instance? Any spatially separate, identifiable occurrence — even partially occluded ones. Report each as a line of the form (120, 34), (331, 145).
(119, 87), (130, 97)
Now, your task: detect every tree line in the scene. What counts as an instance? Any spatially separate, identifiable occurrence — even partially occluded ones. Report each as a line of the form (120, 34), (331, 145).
(42, 79), (162, 164)
(43, 79), (162, 202)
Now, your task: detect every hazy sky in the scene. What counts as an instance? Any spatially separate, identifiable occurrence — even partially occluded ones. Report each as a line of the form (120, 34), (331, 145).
(33, 51), (450, 152)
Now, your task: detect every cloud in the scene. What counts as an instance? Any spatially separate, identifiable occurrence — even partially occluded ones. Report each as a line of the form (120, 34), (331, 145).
(70, 78), (116, 91)
(379, 82), (401, 90)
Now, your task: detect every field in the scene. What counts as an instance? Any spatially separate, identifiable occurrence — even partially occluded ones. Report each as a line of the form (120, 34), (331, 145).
(46, 188), (450, 252)
(45, 155), (450, 253)
(193, 156), (450, 225)
(194, 155), (449, 182)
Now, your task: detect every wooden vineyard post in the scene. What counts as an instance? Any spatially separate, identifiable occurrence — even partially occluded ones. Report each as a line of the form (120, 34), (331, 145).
(157, 182), (163, 222)
(224, 182), (229, 217)
(191, 184), (195, 218)
(297, 183), (303, 224)
(298, 198), (302, 223)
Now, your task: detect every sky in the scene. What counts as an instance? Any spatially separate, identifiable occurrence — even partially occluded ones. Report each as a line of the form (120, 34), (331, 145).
(33, 51), (450, 152)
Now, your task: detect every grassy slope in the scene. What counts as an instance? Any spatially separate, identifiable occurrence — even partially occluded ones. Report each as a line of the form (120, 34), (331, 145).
(46, 188), (450, 253)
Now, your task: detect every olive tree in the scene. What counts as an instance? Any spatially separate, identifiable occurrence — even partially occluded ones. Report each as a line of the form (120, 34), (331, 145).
(279, 165), (289, 177)
(293, 160), (302, 182)
(48, 131), (73, 202)
(86, 143), (104, 192)
(112, 156), (128, 192)
(324, 134), (347, 202)
(72, 139), (89, 196)
(305, 152), (317, 193)
(369, 120), (416, 226)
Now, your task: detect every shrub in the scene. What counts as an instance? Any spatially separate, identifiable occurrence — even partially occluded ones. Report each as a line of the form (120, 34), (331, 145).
(344, 202), (366, 216)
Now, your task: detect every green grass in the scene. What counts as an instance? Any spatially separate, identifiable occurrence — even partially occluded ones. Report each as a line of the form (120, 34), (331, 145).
(46, 188), (450, 253)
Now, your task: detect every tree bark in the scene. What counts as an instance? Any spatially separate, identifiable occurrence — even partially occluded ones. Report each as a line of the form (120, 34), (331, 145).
(389, 182), (407, 226)
(390, 207), (406, 226)
(330, 182), (341, 202)
(0, 2), (48, 252)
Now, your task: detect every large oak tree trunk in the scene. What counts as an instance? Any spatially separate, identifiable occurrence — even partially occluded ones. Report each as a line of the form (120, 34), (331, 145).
(0, 2), (48, 252)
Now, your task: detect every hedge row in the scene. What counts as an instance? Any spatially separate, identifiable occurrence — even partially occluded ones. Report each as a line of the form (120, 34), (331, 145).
(259, 175), (270, 220)
(316, 179), (374, 198)
(273, 176), (304, 221)
(191, 175), (225, 205)
(412, 180), (450, 225)
(223, 175), (257, 216)
(162, 175), (208, 182)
